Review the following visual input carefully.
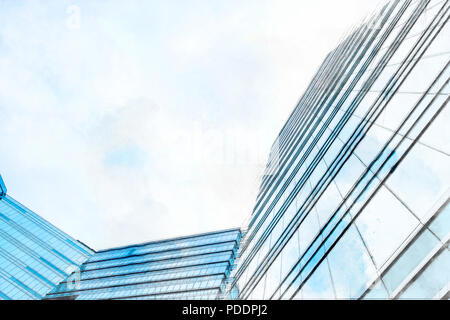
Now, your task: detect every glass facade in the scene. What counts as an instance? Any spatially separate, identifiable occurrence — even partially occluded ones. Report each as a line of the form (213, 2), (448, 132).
(0, 175), (94, 300)
(1, 0), (449, 301)
(45, 229), (241, 300)
(230, 0), (450, 300)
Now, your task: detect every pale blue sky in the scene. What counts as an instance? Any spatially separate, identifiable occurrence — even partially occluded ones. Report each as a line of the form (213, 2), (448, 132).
(0, 0), (382, 249)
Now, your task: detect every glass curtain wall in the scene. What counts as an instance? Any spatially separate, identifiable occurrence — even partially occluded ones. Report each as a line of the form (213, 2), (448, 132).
(46, 229), (241, 300)
(231, 0), (450, 300)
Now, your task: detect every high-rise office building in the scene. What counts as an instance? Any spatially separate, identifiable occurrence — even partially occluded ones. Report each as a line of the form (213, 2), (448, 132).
(230, 0), (450, 300)
(0, 175), (94, 300)
(45, 229), (240, 300)
(1, 0), (449, 301)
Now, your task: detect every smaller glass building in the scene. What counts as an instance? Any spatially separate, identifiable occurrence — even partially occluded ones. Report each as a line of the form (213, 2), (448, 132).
(45, 228), (241, 300)
(0, 175), (94, 300)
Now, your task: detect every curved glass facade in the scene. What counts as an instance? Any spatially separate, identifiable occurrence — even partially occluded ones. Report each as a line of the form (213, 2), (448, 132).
(231, 0), (450, 300)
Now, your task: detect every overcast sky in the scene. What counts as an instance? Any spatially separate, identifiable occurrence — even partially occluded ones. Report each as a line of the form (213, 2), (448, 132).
(0, 0), (383, 250)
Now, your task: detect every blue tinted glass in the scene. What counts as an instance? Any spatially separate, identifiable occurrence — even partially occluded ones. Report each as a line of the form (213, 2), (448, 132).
(47, 229), (240, 300)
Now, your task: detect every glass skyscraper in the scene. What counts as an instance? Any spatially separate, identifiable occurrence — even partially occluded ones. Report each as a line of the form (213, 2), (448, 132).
(230, 0), (449, 300)
(0, 175), (94, 300)
(45, 229), (240, 300)
(1, 0), (449, 301)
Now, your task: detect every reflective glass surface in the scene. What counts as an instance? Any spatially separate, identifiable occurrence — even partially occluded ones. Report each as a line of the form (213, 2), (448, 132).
(46, 229), (240, 300)
(232, 0), (450, 300)
(0, 192), (93, 300)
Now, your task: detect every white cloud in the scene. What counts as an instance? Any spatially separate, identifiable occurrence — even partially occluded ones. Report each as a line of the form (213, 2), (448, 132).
(0, 0), (383, 249)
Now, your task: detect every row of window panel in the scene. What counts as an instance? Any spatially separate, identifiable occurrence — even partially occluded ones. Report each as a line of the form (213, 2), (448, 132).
(363, 200), (449, 299)
(79, 252), (234, 280)
(0, 199), (91, 264)
(89, 230), (240, 262)
(0, 221), (77, 280)
(118, 288), (221, 300)
(49, 275), (225, 300)
(0, 197), (93, 299)
(241, 0), (414, 268)
(83, 241), (236, 271)
(250, 0), (442, 248)
(234, 5), (448, 296)
(239, 71), (442, 298)
(278, 100), (450, 298)
(248, 0), (408, 225)
(51, 262), (230, 293)
(244, 138), (448, 300)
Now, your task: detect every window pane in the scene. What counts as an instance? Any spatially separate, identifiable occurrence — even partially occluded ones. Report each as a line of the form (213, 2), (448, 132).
(294, 258), (335, 300)
(399, 248), (450, 299)
(355, 186), (418, 268)
(328, 224), (377, 299)
(386, 143), (450, 221)
(429, 201), (450, 241)
(382, 228), (439, 295)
